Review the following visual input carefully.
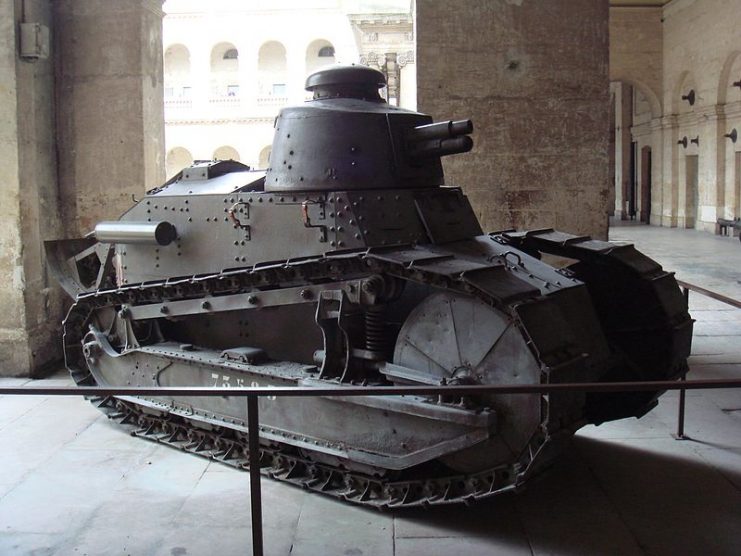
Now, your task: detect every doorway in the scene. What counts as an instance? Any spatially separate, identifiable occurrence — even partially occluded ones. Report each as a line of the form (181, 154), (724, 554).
(628, 141), (637, 219)
(640, 146), (652, 224)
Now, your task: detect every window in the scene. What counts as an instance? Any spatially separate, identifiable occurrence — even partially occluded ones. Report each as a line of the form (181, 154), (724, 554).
(223, 48), (238, 60)
(164, 87), (174, 98)
(272, 83), (287, 96)
(181, 86), (192, 98)
(227, 85), (239, 96)
(318, 46), (335, 57)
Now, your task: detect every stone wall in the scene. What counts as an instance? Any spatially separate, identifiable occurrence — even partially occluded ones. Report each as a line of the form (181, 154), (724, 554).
(416, 0), (611, 238)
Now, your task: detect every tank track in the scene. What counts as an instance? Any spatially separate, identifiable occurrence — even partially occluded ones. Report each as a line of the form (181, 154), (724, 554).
(62, 229), (690, 508)
(88, 395), (533, 508)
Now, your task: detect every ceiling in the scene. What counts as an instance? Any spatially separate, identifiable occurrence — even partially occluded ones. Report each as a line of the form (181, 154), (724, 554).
(610, 0), (671, 6)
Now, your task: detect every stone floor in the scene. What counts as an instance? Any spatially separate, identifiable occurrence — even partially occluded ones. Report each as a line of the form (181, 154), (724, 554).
(1, 224), (740, 556)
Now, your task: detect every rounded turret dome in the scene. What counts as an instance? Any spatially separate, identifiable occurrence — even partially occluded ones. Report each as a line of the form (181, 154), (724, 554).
(305, 65), (386, 101)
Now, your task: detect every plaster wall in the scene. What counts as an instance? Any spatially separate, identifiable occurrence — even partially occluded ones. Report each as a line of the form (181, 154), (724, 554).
(416, 0), (611, 238)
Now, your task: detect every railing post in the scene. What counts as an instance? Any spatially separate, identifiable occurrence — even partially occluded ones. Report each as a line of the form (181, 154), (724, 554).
(247, 395), (264, 556)
(674, 373), (688, 440)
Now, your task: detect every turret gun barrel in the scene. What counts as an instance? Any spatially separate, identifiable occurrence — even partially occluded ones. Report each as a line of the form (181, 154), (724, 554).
(408, 136), (473, 159)
(407, 120), (474, 160)
(407, 119), (473, 142)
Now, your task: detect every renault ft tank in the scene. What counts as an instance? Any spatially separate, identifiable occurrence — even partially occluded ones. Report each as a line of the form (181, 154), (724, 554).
(46, 65), (692, 508)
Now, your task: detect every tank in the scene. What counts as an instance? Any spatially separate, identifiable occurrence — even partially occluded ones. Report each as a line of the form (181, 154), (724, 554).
(46, 65), (693, 508)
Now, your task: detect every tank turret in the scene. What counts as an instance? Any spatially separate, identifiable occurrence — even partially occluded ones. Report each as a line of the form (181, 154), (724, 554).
(266, 65), (473, 192)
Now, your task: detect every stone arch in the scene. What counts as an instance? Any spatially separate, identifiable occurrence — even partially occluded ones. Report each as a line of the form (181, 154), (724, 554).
(258, 146), (272, 169)
(213, 145), (240, 161)
(164, 43), (190, 75)
(210, 42), (239, 71)
(165, 147), (193, 179)
(258, 41), (287, 71)
(610, 76), (662, 119)
(306, 39), (336, 75)
(718, 50), (741, 106)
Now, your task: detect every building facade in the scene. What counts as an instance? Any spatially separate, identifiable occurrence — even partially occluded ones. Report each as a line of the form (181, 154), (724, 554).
(610, 0), (741, 232)
(162, 0), (415, 178)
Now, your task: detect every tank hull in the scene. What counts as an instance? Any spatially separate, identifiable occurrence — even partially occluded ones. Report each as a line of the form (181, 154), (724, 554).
(50, 195), (692, 506)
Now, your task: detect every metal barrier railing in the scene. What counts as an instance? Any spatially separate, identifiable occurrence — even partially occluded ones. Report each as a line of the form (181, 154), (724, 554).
(677, 279), (741, 310)
(3, 378), (741, 555)
(1, 281), (739, 555)
(675, 280), (741, 439)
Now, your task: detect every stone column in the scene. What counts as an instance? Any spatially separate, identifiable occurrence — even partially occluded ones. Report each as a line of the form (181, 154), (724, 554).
(0, 0), (165, 377)
(189, 39), (210, 117)
(0, 0), (65, 376)
(660, 115), (680, 227)
(286, 44), (306, 105)
(649, 117), (665, 224)
(614, 83), (633, 220)
(55, 0), (165, 237)
(416, 0), (610, 238)
(698, 106), (726, 232)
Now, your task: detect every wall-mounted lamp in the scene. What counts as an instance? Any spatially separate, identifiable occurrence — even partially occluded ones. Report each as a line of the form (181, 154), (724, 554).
(725, 129), (738, 143)
(678, 136), (688, 148)
(732, 79), (741, 90)
(690, 136), (700, 146)
(681, 89), (696, 106)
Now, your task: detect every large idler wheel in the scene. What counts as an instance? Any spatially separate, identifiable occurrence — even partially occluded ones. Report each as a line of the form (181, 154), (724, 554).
(393, 292), (543, 472)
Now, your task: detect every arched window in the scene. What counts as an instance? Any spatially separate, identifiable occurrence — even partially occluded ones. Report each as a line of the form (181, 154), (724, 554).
(164, 44), (191, 98)
(210, 42), (239, 97)
(258, 41), (288, 97)
(166, 147), (194, 179)
(213, 145), (240, 161)
(306, 39), (336, 75)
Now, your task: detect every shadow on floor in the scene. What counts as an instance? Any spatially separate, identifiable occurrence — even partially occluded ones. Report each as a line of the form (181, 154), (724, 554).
(392, 435), (741, 555)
